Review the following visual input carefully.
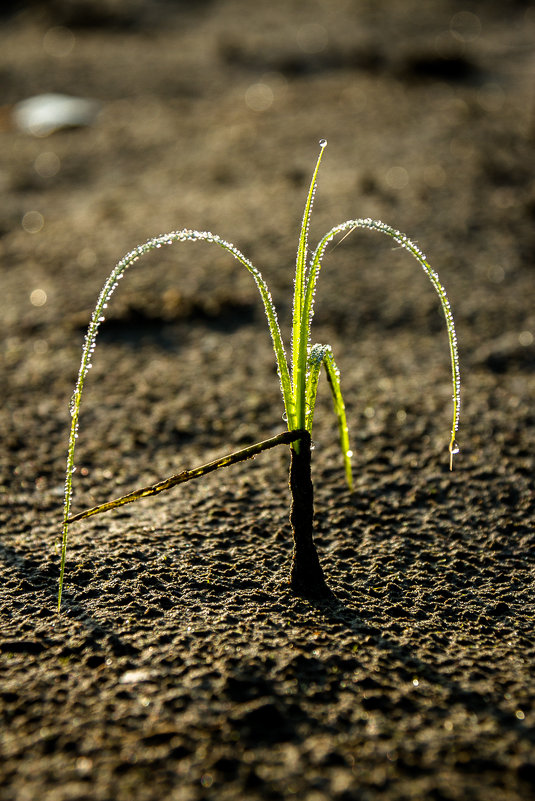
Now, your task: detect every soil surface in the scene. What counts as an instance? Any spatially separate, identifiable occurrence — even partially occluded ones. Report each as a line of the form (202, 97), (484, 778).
(1, 1), (534, 799)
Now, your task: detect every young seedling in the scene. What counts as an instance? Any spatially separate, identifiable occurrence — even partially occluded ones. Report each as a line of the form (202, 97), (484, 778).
(58, 140), (460, 609)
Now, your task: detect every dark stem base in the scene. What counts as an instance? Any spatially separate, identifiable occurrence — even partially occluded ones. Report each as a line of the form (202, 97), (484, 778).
(289, 432), (334, 600)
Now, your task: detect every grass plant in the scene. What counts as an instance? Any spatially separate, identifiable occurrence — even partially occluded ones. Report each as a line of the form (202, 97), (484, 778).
(58, 140), (460, 609)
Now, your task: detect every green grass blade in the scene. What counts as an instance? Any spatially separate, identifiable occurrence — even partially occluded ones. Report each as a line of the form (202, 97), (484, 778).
(306, 344), (353, 490)
(304, 343), (325, 432)
(323, 348), (353, 491)
(305, 218), (461, 468)
(291, 140), (327, 433)
(59, 229), (291, 610)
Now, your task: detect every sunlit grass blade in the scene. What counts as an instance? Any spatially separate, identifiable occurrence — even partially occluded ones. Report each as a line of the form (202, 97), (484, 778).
(304, 343), (324, 433)
(291, 140), (327, 434)
(59, 229), (292, 611)
(305, 344), (353, 490)
(304, 218), (461, 468)
(323, 348), (353, 491)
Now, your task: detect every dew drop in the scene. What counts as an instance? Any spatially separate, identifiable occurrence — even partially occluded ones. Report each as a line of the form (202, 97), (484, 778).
(449, 439), (460, 471)
(346, 449), (354, 459)
(319, 138), (327, 148)
(282, 411), (288, 422)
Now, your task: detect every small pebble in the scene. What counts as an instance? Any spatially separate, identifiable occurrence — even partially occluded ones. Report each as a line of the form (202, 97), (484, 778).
(12, 93), (101, 136)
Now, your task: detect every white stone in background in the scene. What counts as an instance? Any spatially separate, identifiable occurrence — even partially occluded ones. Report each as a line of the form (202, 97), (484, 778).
(13, 93), (101, 136)
(119, 669), (153, 684)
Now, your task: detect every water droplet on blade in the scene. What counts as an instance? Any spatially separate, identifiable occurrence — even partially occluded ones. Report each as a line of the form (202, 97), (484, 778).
(319, 138), (327, 148)
(449, 439), (460, 470)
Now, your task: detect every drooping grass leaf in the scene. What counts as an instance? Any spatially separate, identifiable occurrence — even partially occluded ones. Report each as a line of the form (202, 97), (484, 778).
(305, 218), (461, 466)
(59, 230), (292, 610)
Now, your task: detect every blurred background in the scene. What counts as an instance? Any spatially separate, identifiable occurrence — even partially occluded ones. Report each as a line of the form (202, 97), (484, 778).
(1, 0), (534, 494)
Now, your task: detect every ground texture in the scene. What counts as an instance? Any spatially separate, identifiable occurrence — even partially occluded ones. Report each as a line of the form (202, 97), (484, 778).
(1, 1), (534, 799)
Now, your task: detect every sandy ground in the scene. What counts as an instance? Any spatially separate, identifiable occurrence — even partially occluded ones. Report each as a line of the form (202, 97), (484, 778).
(1, 1), (534, 799)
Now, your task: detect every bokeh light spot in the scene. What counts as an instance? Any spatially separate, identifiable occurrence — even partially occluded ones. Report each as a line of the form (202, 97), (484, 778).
(385, 166), (409, 190)
(22, 211), (44, 233)
(245, 83), (274, 112)
(43, 26), (75, 58)
(30, 288), (48, 307)
(34, 151), (61, 178)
